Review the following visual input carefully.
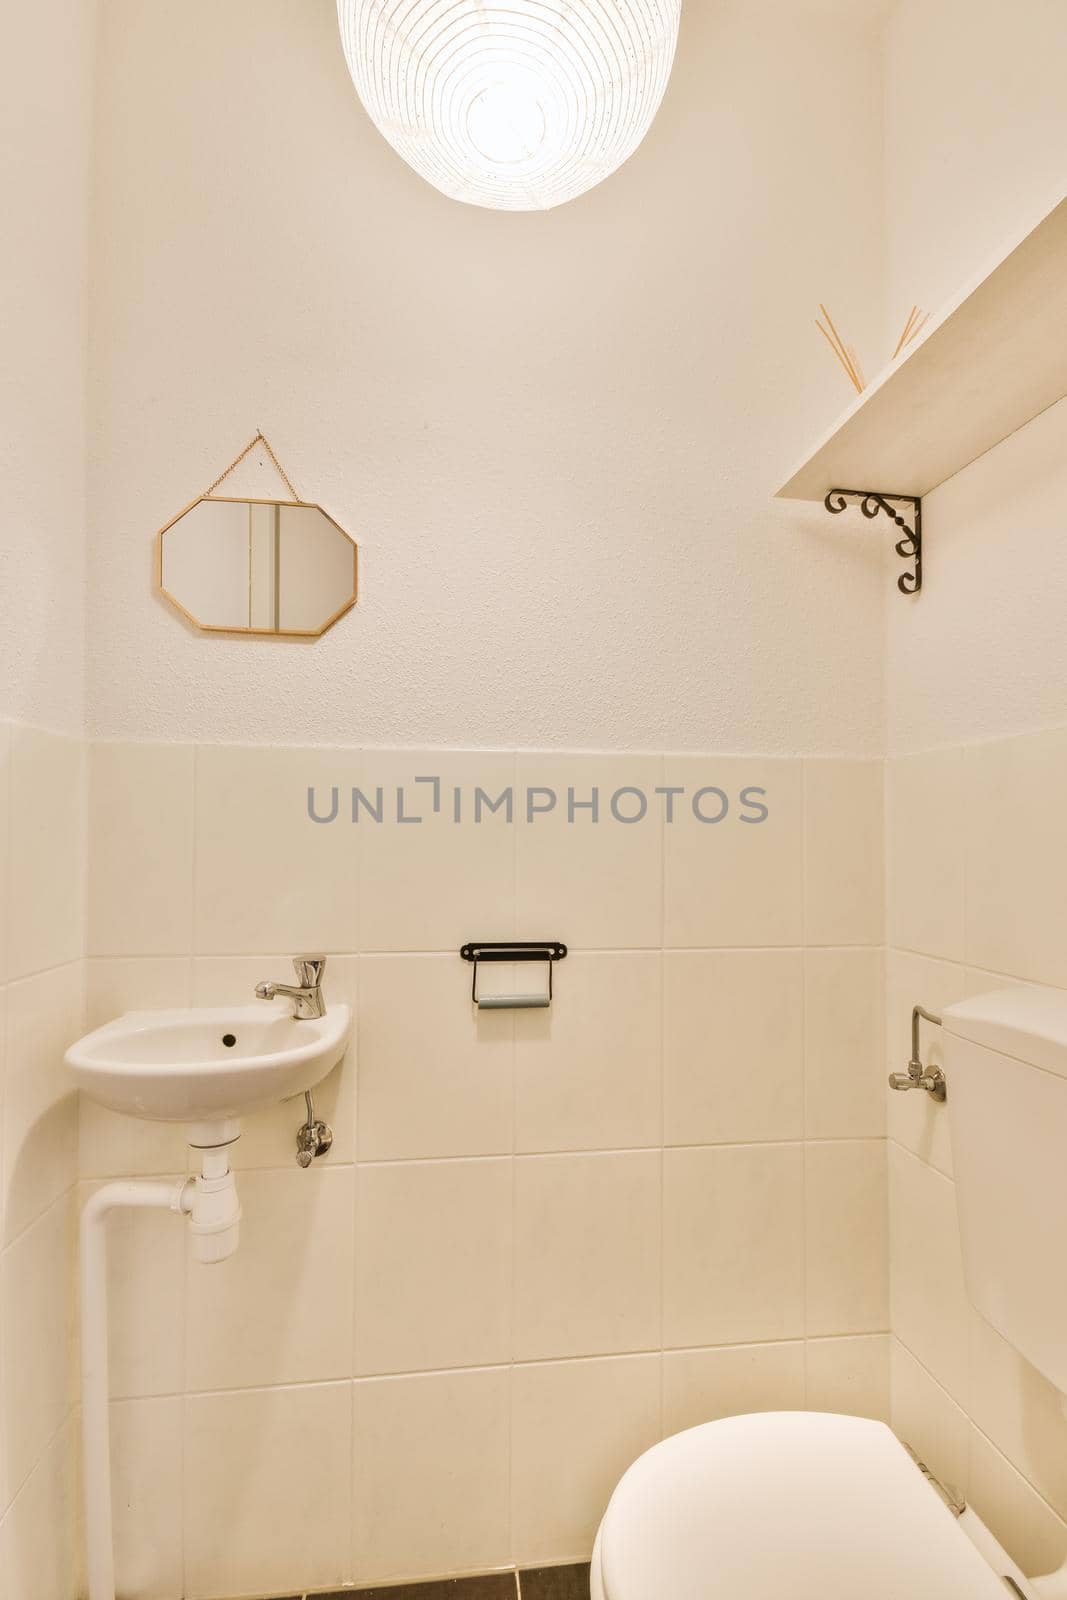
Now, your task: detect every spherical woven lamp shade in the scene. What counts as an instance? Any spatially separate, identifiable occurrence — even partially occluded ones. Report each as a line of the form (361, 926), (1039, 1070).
(337, 0), (681, 211)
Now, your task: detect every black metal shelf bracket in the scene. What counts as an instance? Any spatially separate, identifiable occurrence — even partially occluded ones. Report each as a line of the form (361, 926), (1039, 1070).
(824, 489), (923, 595)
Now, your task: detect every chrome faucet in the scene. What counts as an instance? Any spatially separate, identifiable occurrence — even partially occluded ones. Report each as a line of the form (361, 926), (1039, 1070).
(255, 956), (328, 1020)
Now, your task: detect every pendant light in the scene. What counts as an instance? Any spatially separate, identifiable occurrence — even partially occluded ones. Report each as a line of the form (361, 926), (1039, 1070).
(337, 0), (681, 211)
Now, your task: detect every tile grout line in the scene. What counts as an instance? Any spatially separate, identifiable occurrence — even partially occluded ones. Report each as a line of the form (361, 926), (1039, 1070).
(181, 742), (198, 1600)
(109, 1332), (892, 1406)
(87, 942), (888, 959)
(350, 1142), (360, 1584)
(801, 760), (810, 1406)
(507, 744), (519, 1573)
(657, 749), (667, 1436)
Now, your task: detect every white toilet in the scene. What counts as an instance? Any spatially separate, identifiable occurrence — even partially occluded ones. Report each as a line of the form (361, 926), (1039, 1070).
(592, 986), (1067, 1599)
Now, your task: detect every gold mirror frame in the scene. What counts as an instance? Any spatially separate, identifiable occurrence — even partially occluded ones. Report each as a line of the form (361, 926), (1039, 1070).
(155, 433), (359, 639)
(155, 491), (358, 638)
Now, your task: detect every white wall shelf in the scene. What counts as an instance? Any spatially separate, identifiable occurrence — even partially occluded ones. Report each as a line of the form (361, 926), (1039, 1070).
(776, 192), (1067, 592)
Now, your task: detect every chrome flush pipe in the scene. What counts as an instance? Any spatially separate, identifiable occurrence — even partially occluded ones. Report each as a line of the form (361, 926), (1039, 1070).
(888, 1004), (947, 1101)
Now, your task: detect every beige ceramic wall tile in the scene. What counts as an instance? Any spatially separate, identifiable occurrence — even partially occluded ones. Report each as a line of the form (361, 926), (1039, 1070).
(89, 741), (195, 956)
(805, 1140), (888, 1336)
(888, 1144), (970, 1406)
(663, 1144), (805, 1348)
(6, 725), (85, 981)
(663, 757), (803, 948)
(513, 1151), (660, 1360)
(968, 1311), (1067, 1523)
(515, 753), (662, 949)
(0, 723), (10, 983)
(969, 1425), (1067, 1580)
(886, 747), (966, 961)
(804, 759), (884, 946)
(0, 987), (5, 1255)
(358, 750), (516, 952)
(353, 1367), (509, 1584)
(664, 950), (803, 1145)
(662, 1341), (805, 1437)
(96, 1179), (185, 1399)
(884, 949), (966, 1177)
(2, 1419), (80, 1600)
(805, 1334), (890, 1422)
(184, 1382), (351, 1599)
(889, 1338), (970, 1496)
(964, 729), (1067, 987)
(355, 1158), (511, 1375)
(86, 956), (192, 1028)
(190, 952), (358, 1168)
(80, 1098), (190, 1183)
(0, 1197), (74, 1498)
(515, 952), (660, 1153)
(511, 1354), (661, 1565)
(805, 948), (883, 1139)
(186, 1165), (355, 1391)
(194, 743), (362, 954)
(358, 953), (512, 1161)
(110, 1397), (183, 1599)
(2, 962), (82, 1240)
(80, 958), (192, 1179)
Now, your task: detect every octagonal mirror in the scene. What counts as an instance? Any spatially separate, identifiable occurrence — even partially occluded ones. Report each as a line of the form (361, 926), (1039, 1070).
(157, 496), (358, 637)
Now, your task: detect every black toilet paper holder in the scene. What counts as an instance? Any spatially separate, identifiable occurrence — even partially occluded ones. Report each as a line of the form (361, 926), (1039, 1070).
(459, 940), (568, 1010)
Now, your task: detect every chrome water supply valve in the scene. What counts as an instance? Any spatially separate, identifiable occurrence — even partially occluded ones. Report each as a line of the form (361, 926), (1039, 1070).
(889, 1004), (947, 1101)
(296, 1089), (333, 1167)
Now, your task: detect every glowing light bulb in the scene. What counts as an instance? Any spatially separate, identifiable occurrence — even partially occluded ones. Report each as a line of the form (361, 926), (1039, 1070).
(467, 79), (547, 166)
(337, 0), (681, 212)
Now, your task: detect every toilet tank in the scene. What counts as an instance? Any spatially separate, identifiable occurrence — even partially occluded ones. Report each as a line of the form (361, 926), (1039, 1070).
(944, 986), (1067, 1395)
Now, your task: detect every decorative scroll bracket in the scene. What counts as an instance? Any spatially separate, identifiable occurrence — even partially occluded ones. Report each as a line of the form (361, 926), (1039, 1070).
(824, 489), (923, 595)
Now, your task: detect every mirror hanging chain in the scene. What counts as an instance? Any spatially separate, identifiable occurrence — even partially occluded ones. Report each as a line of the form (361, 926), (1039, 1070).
(203, 429), (302, 504)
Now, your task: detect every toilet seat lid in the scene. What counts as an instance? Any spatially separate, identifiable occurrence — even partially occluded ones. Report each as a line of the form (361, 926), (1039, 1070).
(598, 1412), (1006, 1600)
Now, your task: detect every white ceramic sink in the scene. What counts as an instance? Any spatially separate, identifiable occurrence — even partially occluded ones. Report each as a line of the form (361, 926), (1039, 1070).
(65, 1003), (351, 1126)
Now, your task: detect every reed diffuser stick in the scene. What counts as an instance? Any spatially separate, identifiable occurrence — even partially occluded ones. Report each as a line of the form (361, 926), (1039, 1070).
(893, 305), (919, 359)
(893, 305), (930, 359)
(815, 305), (863, 393)
(847, 345), (867, 391)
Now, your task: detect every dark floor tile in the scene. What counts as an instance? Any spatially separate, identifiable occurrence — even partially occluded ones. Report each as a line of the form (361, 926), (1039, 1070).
(318, 1576), (517, 1599)
(519, 1564), (590, 1600)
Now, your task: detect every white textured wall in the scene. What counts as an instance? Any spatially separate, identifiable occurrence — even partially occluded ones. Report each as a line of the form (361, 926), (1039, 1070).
(884, 0), (1067, 756)
(88, 0), (888, 752)
(0, 0), (93, 732)
(888, 394), (1067, 755)
(883, 0), (1067, 344)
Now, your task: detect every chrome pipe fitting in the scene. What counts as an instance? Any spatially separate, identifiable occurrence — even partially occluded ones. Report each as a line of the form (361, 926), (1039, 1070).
(296, 1089), (332, 1168)
(889, 1004), (947, 1101)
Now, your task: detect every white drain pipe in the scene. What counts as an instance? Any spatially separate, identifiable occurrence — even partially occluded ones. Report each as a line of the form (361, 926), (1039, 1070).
(81, 1150), (241, 1600)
